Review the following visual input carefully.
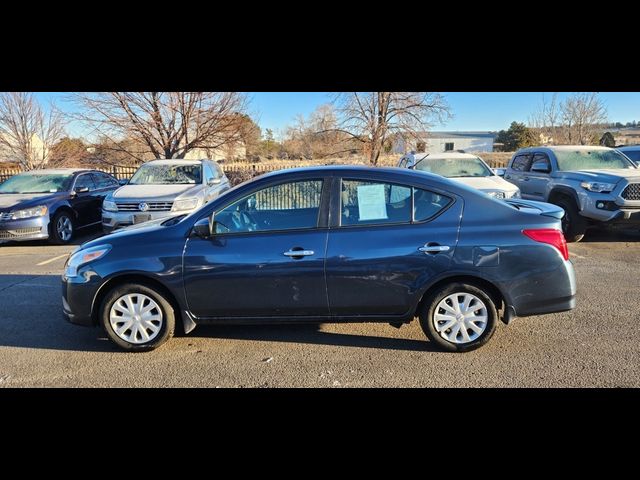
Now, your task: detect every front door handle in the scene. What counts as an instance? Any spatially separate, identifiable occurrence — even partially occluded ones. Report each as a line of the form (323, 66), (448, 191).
(419, 244), (451, 254)
(284, 249), (315, 258)
(522, 176), (530, 181)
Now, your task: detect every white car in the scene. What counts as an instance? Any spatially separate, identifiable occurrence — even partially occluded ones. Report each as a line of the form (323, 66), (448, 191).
(398, 152), (520, 199)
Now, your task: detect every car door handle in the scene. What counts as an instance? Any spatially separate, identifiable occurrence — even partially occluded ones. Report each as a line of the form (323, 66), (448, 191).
(522, 176), (530, 181)
(284, 250), (315, 257)
(419, 244), (451, 254)
(505, 174), (511, 179)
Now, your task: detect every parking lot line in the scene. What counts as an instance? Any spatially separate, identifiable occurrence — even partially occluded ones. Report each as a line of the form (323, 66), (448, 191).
(36, 254), (69, 266)
(569, 252), (586, 259)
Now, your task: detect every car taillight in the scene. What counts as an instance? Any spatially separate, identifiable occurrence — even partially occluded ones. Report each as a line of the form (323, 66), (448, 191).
(522, 228), (569, 261)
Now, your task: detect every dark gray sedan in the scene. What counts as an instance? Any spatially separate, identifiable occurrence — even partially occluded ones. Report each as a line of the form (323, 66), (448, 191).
(0, 169), (119, 244)
(62, 166), (576, 352)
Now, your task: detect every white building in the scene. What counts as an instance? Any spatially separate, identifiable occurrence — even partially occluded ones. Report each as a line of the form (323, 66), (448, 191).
(394, 131), (496, 154)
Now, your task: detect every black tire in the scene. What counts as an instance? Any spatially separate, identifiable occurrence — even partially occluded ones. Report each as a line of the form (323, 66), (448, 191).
(554, 197), (587, 243)
(418, 282), (498, 352)
(49, 210), (75, 245)
(100, 283), (175, 352)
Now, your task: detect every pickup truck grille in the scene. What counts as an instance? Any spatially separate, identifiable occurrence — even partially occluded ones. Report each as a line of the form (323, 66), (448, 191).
(621, 183), (640, 201)
(115, 202), (173, 212)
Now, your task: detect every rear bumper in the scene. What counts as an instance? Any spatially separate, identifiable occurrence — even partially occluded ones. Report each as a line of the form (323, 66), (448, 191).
(0, 216), (50, 242)
(507, 259), (577, 318)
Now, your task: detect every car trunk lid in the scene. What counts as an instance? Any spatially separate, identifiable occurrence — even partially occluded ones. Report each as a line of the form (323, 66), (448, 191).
(504, 198), (564, 219)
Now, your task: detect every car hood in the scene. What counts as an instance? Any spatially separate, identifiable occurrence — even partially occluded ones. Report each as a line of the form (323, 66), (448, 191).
(111, 184), (202, 201)
(452, 176), (518, 192)
(0, 192), (66, 211)
(557, 169), (640, 183)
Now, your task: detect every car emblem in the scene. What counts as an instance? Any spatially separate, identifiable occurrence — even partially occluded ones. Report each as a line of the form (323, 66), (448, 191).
(138, 203), (149, 212)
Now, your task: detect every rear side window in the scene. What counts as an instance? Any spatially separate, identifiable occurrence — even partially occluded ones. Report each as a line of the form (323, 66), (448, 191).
(413, 188), (452, 222)
(340, 180), (452, 226)
(341, 180), (412, 226)
(511, 154), (532, 171)
(531, 153), (551, 172)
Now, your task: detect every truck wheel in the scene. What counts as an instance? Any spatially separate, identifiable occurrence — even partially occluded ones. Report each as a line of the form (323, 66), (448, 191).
(555, 197), (587, 243)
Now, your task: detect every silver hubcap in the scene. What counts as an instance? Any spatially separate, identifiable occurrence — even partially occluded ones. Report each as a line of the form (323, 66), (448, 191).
(433, 293), (488, 344)
(109, 293), (163, 344)
(57, 216), (73, 241)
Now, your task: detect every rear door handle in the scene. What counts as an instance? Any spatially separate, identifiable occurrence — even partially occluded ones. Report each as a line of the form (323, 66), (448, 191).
(284, 250), (315, 257)
(419, 245), (451, 254)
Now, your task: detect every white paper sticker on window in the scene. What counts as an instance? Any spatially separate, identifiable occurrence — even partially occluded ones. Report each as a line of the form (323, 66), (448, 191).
(357, 184), (388, 220)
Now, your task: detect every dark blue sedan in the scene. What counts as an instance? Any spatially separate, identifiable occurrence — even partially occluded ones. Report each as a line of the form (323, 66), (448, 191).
(62, 166), (576, 352)
(0, 169), (119, 244)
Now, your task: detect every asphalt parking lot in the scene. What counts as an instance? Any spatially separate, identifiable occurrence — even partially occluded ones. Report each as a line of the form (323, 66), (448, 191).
(1, 226), (639, 387)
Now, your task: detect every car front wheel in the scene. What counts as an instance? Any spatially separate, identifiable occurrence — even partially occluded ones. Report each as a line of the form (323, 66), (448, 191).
(100, 283), (175, 351)
(49, 211), (74, 244)
(419, 282), (498, 352)
(555, 197), (587, 243)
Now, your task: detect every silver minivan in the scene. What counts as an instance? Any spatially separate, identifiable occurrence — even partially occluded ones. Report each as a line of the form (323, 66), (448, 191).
(102, 159), (230, 233)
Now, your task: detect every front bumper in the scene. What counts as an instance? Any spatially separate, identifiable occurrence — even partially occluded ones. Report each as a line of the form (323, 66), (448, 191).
(102, 209), (191, 233)
(0, 215), (50, 242)
(61, 268), (103, 326)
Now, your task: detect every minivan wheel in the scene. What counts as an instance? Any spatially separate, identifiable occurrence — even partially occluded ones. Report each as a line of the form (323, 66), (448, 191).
(419, 282), (498, 352)
(555, 198), (586, 243)
(100, 283), (175, 351)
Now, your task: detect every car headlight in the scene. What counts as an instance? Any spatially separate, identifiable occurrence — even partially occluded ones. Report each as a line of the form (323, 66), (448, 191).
(580, 181), (617, 193)
(10, 205), (48, 219)
(103, 200), (118, 212)
(172, 197), (200, 212)
(64, 244), (111, 278)
(510, 190), (521, 199)
(485, 191), (506, 199)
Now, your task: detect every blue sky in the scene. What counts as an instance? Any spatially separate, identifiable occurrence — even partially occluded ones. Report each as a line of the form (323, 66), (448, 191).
(35, 92), (640, 139)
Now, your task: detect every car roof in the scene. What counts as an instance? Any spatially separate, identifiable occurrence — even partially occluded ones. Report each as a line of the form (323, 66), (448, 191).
(516, 145), (614, 154)
(410, 152), (482, 161)
(143, 159), (205, 166)
(20, 168), (92, 175)
(258, 165), (461, 187)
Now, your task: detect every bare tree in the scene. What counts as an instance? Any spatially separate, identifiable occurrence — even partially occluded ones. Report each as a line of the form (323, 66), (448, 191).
(561, 93), (608, 145)
(529, 93), (561, 144)
(530, 92), (608, 145)
(0, 92), (66, 169)
(333, 92), (450, 165)
(70, 92), (249, 161)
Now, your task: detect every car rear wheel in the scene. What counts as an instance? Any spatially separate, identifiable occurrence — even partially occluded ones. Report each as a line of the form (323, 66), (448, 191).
(100, 283), (175, 351)
(49, 211), (74, 244)
(419, 282), (498, 352)
(555, 197), (586, 243)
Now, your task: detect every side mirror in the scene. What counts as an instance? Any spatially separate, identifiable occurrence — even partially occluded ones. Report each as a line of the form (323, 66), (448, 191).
(493, 168), (506, 177)
(193, 214), (214, 238)
(74, 186), (90, 195)
(530, 161), (551, 174)
(118, 179), (129, 186)
(208, 178), (222, 186)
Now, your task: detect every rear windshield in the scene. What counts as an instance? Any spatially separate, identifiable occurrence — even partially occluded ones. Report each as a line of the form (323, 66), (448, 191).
(414, 156), (493, 178)
(555, 149), (636, 171)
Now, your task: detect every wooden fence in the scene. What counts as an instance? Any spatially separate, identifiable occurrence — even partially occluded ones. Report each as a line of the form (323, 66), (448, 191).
(0, 155), (512, 186)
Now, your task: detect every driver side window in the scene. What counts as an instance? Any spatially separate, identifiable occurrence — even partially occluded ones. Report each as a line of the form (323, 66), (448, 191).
(215, 180), (324, 234)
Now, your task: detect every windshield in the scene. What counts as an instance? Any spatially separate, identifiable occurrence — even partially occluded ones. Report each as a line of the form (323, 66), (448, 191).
(0, 173), (74, 194)
(414, 156), (493, 178)
(620, 150), (640, 165)
(555, 149), (636, 171)
(129, 163), (202, 185)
